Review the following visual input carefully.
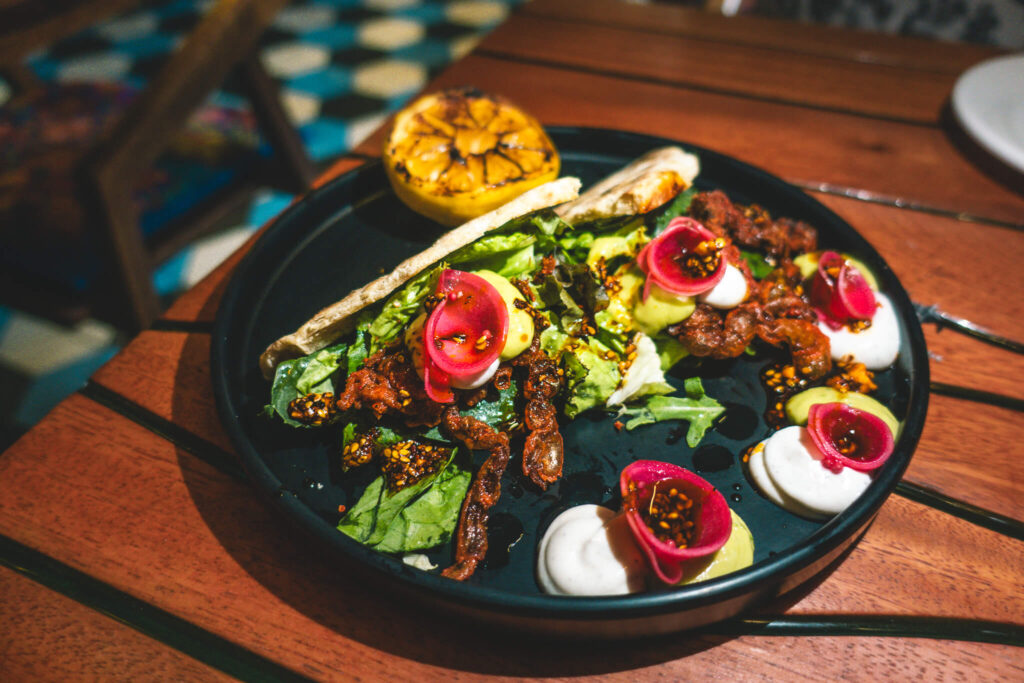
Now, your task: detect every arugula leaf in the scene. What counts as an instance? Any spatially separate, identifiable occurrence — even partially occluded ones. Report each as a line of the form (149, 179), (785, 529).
(651, 186), (697, 234)
(617, 378), (725, 446)
(336, 449), (469, 554)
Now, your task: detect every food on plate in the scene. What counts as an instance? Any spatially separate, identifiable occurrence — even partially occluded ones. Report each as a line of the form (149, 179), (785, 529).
(261, 137), (906, 591)
(382, 87), (560, 226)
(620, 460), (733, 584)
(536, 504), (647, 596)
(536, 465), (753, 596)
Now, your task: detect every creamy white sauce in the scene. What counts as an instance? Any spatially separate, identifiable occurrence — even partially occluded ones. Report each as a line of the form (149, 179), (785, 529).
(819, 293), (900, 370)
(536, 504), (647, 596)
(698, 264), (748, 309)
(762, 426), (872, 517)
(449, 358), (500, 389)
(748, 440), (828, 520)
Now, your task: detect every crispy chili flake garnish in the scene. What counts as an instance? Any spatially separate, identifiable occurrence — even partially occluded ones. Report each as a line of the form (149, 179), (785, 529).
(423, 293), (445, 313)
(761, 362), (812, 427)
(341, 428), (377, 471)
(510, 277), (535, 303)
(827, 359), (877, 394)
(287, 392), (338, 426)
(380, 440), (450, 493)
(678, 238), (726, 279)
(613, 420), (624, 432)
(508, 284), (550, 332)
(337, 504), (347, 514)
(641, 483), (697, 549)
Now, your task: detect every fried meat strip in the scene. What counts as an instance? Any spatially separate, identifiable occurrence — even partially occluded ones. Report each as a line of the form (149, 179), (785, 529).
(690, 190), (817, 259)
(670, 259), (830, 378)
(513, 339), (565, 489)
(670, 303), (760, 359)
(335, 347), (445, 427)
(441, 407), (511, 581)
(757, 318), (832, 380)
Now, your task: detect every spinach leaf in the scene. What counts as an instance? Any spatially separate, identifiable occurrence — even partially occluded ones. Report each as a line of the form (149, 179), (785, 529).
(617, 378), (725, 446)
(421, 379), (520, 441)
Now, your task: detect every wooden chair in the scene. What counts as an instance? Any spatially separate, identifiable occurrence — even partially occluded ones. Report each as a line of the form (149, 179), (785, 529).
(0, 0), (316, 331)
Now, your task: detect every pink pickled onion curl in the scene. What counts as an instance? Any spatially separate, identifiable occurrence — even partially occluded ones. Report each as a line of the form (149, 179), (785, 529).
(638, 217), (726, 299)
(807, 402), (894, 473)
(422, 269), (508, 402)
(619, 460), (732, 585)
(811, 252), (876, 329)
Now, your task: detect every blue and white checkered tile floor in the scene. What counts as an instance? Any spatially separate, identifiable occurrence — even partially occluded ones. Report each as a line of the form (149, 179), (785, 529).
(0, 0), (522, 450)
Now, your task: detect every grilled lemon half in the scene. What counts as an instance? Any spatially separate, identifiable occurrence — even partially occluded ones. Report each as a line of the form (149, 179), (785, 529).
(383, 87), (560, 226)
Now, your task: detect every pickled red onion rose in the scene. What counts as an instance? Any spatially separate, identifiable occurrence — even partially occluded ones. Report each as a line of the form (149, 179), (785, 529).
(639, 218), (727, 300)
(423, 270), (509, 403)
(620, 460), (731, 584)
(807, 402), (894, 473)
(811, 251), (876, 329)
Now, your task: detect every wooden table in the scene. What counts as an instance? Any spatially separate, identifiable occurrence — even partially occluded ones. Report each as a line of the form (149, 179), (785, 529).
(2, 1), (1022, 679)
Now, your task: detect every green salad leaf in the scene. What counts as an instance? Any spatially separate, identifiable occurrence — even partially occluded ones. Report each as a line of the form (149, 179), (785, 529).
(562, 338), (622, 419)
(617, 377), (725, 446)
(337, 449), (469, 553)
(740, 249), (775, 279)
(651, 185), (697, 234)
(366, 264), (443, 345)
(267, 342), (347, 427)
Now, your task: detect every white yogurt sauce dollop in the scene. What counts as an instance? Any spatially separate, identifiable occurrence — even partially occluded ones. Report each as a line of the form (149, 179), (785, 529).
(819, 293), (900, 370)
(698, 264), (748, 309)
(536, 504), (647, 595)
(755, 426), (872, 518)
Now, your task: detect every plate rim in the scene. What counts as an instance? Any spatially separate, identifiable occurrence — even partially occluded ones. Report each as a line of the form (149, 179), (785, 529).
(210, 126), (930, 623)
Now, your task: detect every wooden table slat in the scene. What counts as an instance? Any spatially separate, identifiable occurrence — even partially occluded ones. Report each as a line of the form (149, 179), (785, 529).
(520, 0), (1006, 75)
(0, 567), (233, 683)
(482, 13), (958, 124)
(0, 395), (1021, 679)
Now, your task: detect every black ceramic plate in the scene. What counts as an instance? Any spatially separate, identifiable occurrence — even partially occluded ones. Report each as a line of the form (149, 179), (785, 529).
(211, 128), (928, 637)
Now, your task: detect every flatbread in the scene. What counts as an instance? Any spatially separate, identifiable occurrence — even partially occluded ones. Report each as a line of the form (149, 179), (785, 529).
(555, 146), (699, 224)
(260, 176), (581, 378)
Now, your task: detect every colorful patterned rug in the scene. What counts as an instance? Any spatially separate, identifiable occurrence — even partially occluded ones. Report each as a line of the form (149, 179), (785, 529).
(0, 0), (522, 449)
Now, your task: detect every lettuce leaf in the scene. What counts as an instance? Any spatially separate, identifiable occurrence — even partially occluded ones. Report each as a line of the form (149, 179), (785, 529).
(267, 342), (346, 427)
(617, 378), (725, 446)
(562, 338), (622, 419)
(365, 264), (443, 345)
(336, 449), (469, 554)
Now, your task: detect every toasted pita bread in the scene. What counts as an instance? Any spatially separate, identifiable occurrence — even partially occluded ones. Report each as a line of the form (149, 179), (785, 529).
(555, 147), (699, 224)
(260, 176), (582, 379)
